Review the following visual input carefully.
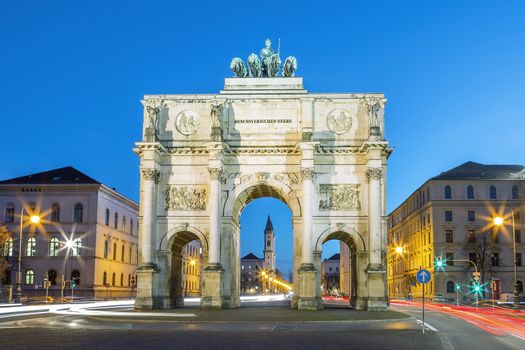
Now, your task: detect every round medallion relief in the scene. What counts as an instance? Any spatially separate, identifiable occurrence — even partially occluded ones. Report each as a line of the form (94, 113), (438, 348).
(327, 109), (352, 135)
(175, 110), (199, 136)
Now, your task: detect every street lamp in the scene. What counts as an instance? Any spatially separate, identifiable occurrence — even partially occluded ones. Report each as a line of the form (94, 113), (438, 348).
(15, 207), (40, 303)
(493, 207), (520, 309)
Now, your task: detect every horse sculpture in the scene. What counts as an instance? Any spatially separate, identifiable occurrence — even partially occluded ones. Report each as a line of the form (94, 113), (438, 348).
(230, 57), (247, 78)
(247, 54), (262, 78)
(266, 54), (281, 77)
(282, 56), (297, 77)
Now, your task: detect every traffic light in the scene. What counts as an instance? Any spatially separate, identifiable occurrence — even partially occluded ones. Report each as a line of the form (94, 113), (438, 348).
(435, 256), (444, 268)
(456, 283), (461, 291)
(472, 283), (481, 293)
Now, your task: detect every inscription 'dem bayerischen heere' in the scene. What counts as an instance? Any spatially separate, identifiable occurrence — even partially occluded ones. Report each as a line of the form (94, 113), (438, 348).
(236, 118), (292, 124)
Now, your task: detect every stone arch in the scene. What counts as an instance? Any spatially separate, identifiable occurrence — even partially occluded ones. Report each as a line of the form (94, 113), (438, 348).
(159, 224), (209, 253)
(315, 227), (365, 309)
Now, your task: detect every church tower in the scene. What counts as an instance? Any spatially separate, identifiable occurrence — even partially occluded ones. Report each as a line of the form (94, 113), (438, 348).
(263, 216), (276, 272)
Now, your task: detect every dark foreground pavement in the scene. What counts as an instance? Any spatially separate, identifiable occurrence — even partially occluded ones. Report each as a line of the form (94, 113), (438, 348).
(1, 328), (445, 350)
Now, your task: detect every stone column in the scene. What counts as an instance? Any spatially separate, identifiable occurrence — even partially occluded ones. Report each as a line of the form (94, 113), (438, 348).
(201, 167), (223, 309)
(366, 168), (383, 268)
(140, 168), (160, 266)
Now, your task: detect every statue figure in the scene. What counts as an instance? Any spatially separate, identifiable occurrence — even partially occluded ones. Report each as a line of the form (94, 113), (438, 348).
(260, 38), (281, 77)
(365, 97), (382, 128)
(210, 99), (223, 128)
(247, 53), (262, 77)
(282, 56), (297, 77)
(146, 105), (160, 131)
(230, 57), (247, 78)
(142, 99), (162, 142)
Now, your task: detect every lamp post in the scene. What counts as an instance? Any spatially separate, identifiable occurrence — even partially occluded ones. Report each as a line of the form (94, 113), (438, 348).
(15, 207), (40, 303)
(493, 206), (520, 309)
(394, 246), (404, 299)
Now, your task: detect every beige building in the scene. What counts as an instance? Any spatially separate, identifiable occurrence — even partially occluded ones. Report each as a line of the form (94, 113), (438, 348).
(321, 253), (340, 295)
(0, 166), (138, 300)
(135, 56), (391, 311)
(388, 161), (525, 302)
(181, 240), (201, 297)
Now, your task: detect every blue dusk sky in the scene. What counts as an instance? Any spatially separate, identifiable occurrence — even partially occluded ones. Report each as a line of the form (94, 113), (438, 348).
(1, 1), (524, 277)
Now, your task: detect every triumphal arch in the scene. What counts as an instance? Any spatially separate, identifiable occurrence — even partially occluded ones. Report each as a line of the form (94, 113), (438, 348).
(134, 42), (391, 311)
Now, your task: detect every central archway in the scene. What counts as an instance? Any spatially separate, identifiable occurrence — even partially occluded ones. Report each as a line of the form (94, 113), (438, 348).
(225, 180), (302, 307)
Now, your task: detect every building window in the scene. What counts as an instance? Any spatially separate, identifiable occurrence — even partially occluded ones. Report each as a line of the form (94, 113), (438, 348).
(468, 210), (475, 222)
(516, 230), (522, 243)
(105, 209), (110, 226)
(266, 240), (270, 247)
(122, 216), (126, 233)
(3, 238), (13, 256)
(72, 238), (82, 256)
(490, 185), (497, 200)
(130, 219), (133, 236)
(446, 281), (455, 293)
(48, 269), (57, 285)
(493, 231), (499, 243)
(113, 243), (117, 260)
(467, 230), (476, 243)
(120, 273), (124, 286)
(103, 272), (107, 285)
(25, 269), (34, 285)
(5, 203), (15, 223)
(71, 270), (80, 285)
(514, 211), (521, 223)
(491, 253), (499, 266)
(518, 281), (523, 293)
(49, 237), (59, 256)
(50, 204), (60, 222)
(121, 244), (125, 262)
(445, 211), (453, 222)
(446, 253), (454, 266)
(517, 253), (522, 267)
(444, 186), (452, 199)
(128, 274), (131, 286)
(467, 185), (474, 200)
(74, 203), (83, 223)
(112, 272), (116, 286)
(512, 185), (519, 199)
(114, 213), (118, 230)
(25, 237), (36, 256)
(469, 252), (477, 264)
(445, 230), (454, 243)
(129, 246), (132, 263)
(104, 240), (108, 259)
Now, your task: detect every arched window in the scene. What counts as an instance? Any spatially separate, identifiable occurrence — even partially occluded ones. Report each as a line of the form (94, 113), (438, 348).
(130, 219), (133, 236)
(104, 240), (109, 259)
(74, 203), (83, 223)
(49, 237), (59, 256)
(103, 271), (107, 285)
(113, 243), (117, 260)
(50, 203), (60, 222)
(121, 244), (125, 262)
(25, 269), (35, 285)
(4, 203), (15, 223)
(3, 238), (13, 257)
(128, 274), (131, 286)
(446, 281), (455, 293)
(105, 209), (110, 226)
(71, 270), (80, 285)
(467, 185), (474, 199)
(490, 185), (497, 200)
(120, 273), (124, 286)
(444, 185), (452, 199)
(47, 269), (57, 285)
(72, 238), (82, 256)
(122, 216), (126, 233)
(25, 237), (36, 256)
(114, 212), (118, 230)
(112, 272), (116, 286)
(512, 185), (519, 199)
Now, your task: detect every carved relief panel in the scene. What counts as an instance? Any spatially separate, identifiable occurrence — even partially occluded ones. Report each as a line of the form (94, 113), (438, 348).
(318, 184), (361, 211)
(165, 185), (207, 210)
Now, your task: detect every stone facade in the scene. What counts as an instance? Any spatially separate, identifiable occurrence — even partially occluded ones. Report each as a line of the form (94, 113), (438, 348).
(134, 77), (391, 311)
(388, 161), (525, 302)
(0, 167), (138, 300)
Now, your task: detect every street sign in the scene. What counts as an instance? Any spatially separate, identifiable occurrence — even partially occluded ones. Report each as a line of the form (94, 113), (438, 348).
(416, 269), (431, 284)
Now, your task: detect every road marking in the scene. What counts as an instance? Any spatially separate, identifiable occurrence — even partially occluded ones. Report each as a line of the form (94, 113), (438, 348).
(511, 334), (525, 341)
(450, 316), (459, 320)
(416, 319), (439, 332)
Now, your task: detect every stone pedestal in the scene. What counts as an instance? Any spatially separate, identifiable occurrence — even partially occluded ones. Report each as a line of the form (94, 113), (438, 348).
(366, 265), (388, 311)
(201, 264), (223, 309)
(211, 127), (223, 142)
(298, 263), (323, 310)
(134, 266), (160, 310)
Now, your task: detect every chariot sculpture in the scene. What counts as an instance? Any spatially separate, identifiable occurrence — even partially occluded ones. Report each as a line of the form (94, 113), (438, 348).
(230, 38), (297, 78)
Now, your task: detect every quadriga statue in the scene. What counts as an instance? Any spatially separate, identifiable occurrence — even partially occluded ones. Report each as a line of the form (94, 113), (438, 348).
(247, 53), (262, 78)
(282, 56), (297, 77)
(230, 57), (247, 78)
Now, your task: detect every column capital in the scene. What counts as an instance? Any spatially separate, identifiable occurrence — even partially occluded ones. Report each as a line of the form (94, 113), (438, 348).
(142, 168), (160, 183)
(366, 168), (383, 181)
(300, 168), (315, 181)
(208, 167), (223, 180)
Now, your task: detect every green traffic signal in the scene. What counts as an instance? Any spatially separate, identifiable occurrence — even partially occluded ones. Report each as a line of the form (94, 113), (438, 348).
(456, 284), (461, 291)
(435, 256), (444, 268)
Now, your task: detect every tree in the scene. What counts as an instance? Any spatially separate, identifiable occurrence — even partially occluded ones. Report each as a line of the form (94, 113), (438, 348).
(463, 231), (497, 298)
(0, 225), (12, 284)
